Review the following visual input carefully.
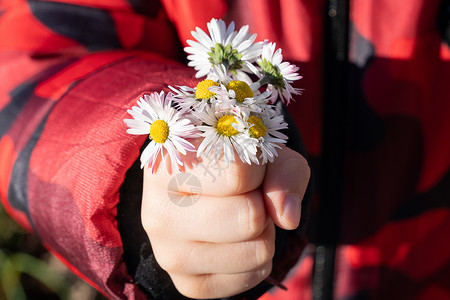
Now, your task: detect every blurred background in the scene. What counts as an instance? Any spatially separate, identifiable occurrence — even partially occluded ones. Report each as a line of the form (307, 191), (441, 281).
(0, 205), (106, 300)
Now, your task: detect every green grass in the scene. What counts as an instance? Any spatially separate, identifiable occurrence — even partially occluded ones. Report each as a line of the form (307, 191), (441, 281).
(0, 205), (105, 300)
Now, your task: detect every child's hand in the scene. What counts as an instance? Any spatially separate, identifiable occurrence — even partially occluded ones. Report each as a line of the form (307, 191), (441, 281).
(141, 145), (310, 299)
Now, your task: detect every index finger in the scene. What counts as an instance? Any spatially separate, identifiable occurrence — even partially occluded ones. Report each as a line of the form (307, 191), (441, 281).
(149, 139), (267, 196)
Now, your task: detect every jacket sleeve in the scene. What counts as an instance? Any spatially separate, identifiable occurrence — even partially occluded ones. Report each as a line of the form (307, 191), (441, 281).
(0, 1), (310, 299)
(0, 51), (200, 300)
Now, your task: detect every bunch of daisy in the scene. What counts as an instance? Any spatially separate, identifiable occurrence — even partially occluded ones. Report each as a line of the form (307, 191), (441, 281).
(124, 18), (302, 172)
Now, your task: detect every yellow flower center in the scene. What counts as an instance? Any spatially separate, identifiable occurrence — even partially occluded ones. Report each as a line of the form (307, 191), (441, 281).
(248, 116), (267, 138)
(195, 79), (219, 99)
(149, 119), (169, 143)
(216, 115), (239, 137)
(226, 80), (253, 103)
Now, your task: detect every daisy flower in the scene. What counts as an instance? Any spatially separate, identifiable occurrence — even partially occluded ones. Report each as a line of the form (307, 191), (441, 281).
(171, 64), (270, 117)
(124, 92), (199, 172)
(238, 109), (289, 164)
(185, 18), (262, 78)
(206, 65), (271, 115)
(209, 79), (272, 117)
(168, 66), (226, 113)
(257, 42), (303, 105)
(169, 81), (214, 113)
(195, 105), (258, 166)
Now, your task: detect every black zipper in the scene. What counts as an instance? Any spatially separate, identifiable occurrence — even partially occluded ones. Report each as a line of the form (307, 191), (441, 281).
(313, 0), (349, 299)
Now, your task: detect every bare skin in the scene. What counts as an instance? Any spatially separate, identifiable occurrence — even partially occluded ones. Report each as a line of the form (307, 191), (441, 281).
(141, 144), (310, 299)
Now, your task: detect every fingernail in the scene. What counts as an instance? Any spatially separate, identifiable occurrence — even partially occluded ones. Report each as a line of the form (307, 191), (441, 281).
(282, 194), (301, 228)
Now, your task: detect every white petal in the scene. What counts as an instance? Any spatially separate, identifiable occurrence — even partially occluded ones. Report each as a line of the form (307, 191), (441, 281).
(192, 28), (213, 48)
(232, 25), (250, 46)
(140, 141), (156, 169)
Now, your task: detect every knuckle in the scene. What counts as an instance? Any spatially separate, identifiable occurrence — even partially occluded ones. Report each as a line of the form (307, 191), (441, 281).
(239, 263), (273, 293)
(246, 262), (273, 287)
(141, 193), (172, 235)
(198, 274), (218, 298)
(254, 241), (274, 268)
(238, 192), (267, 239)
(171, 274), (215, 299)
(298, 155), (311, 179)
(140, 208), (167, 235)
(290, 154), (311, 180)
(153, 247), (187, 273)
(259, 261), (273, 281)
(254, 226), (276, 267)
(225, 163), (247, 195)
(226, 163), (265, 195)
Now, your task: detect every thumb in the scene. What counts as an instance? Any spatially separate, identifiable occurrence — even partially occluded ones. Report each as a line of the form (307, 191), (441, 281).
(263, 146), (310, 230)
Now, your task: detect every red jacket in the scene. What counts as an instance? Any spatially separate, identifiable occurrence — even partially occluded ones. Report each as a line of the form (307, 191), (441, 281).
(0, 0), (449, 299)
